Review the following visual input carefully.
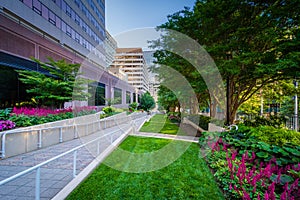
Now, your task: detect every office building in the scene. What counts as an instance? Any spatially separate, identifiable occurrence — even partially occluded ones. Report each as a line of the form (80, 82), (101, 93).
(109, 48), (150, 94)
(0, 0), (134, 108)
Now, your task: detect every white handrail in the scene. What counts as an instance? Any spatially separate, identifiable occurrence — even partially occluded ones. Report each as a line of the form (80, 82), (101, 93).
(0, 126), (127, 200)
(0, 112), (141, 158)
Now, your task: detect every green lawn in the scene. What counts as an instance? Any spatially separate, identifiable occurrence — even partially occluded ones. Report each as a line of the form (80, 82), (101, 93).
(139, 114), (182, 135)
(67, 136), (224, 200)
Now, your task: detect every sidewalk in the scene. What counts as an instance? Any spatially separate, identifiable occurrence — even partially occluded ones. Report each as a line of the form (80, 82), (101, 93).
(0, 114), (147, 200)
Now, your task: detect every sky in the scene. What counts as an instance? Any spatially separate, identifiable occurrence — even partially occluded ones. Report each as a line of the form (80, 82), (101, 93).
(105, 0), (196, 49)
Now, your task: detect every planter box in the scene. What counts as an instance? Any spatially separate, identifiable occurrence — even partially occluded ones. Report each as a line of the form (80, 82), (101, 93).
(0, 112), (129, 159)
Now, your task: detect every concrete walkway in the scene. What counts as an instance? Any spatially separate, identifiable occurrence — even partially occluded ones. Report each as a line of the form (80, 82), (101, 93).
(0, 114), (147, 200)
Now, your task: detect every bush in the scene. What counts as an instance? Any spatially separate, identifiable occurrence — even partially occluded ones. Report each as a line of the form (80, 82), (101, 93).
(187, 114), (211, 130)
(102, 106), (113, 114)
(167, 112), (181, 123)
(0, 108), (12, 120)
(129, 102), (138, 111)
(201, 126), (300, 200)
(243, 115), (287, 128)
(0, 120), (15, 131)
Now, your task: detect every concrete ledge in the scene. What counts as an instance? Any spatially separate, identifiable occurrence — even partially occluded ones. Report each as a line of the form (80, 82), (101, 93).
(52, 127), (132, 200)
(182, 117), (206, 132)
(208, 123), (225, 132)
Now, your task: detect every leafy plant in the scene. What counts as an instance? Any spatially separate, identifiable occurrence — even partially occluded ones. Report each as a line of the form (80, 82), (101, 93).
(0, 108), (12, 120)
(0, 120), (16, 131)
(187, 114), (211, 130)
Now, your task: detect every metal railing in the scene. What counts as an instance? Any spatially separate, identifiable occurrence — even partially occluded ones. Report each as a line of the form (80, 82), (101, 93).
(0, 112), (145, 159)
(0, 125), (131, 200)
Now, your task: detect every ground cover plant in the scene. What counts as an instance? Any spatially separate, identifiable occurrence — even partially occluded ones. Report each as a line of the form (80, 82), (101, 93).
(67, 136), (224, 200)
(200, 124), (300, 200)
(100, 106), (125, 119)
(139, 114), (181, 135)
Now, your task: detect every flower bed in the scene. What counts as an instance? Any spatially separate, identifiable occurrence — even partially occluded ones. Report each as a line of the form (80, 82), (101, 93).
(0, 106), (97, 131)
(200, 125), (300, 199)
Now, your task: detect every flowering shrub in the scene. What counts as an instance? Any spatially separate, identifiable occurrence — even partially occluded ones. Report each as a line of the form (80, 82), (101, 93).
(0, 120), (16, 131)
(202, 131), (300, 200)
(11, 107), (72, 116)
(5, 106), (97, 128)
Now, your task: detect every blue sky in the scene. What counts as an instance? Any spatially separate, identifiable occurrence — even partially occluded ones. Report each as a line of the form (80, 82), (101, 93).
(105, 0), (196, 36)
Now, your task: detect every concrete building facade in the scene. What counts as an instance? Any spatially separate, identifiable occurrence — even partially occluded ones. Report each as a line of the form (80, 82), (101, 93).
(143, 50), (160, 102)
(0, 0), (135, 108)
(109, 48), (150, 94)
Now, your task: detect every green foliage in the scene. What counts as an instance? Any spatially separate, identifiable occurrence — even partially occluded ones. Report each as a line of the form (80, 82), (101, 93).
(220, 124), (300, 166)
(67, 137), (224, 200)
(251, 126), (300, 146)
(151, 0), (300, 124)
(16, 58), (90, 108)
(187, 114), (211, 130)
(243, 115), (287, 128)
(0, 108), (12, 120)
(102, 106), (113, 114)
(140, 92), (155, 111)
(128, 102), (138, 111)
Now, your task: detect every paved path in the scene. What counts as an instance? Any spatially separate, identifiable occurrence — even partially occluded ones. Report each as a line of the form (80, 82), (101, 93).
(0, 114), (147, 200)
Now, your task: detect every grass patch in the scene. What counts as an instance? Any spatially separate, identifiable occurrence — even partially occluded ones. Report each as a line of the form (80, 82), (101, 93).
(67, 136), (224, 200)
(139, 114), (182, 135)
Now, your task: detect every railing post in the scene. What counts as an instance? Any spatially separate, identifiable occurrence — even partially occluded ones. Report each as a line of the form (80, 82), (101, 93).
(73, 150), (77, 178)
(38, 130), (42, 148)
(104, 119), (106, 129)
(35, 167), (41, 200)
(59, 127), (63, 143)
(97, 141), (100, 155)
(74, 125), (78, 139)
(1, 134), (6, 158)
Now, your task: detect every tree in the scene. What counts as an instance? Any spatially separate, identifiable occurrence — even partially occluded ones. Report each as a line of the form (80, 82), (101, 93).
(140, 92), (155, 112)
(17, 58), (90, 108)
(151, 0), (300, 124)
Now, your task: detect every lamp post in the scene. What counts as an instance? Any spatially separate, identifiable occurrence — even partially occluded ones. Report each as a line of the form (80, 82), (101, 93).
(294, 80), (298, 131)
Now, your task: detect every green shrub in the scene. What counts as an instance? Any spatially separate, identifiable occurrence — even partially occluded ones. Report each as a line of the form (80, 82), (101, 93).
(102, 106), (113, 114)
(187, 114), (211, 130)
(0, 108), (12, 120)
(243, 115), (287, 128)
(128, 102), (138, 111)
(251, 126), (300, 146)
(219, 124), (300, 166)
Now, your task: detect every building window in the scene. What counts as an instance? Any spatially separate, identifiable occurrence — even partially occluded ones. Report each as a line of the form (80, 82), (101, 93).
(113, 88), (122, 104)
(66, 25), (71, 37)
(75, 32), (80, 43)
(33, 0), (42, 15)
(75, 14), (80, 25)
(49, 10), (56, 25)
(126, 91), (131, 104)
(88, 82), (105, 106)
(66, 4), (71, 17)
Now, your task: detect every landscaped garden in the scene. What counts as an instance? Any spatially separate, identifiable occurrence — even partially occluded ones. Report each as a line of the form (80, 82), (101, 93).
(0, 106), (97, 131)
(200, 116), (300, 200)
(67, 136), (224, 200)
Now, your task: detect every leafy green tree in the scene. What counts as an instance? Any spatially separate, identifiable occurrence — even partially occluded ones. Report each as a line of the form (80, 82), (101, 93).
(140, 92), (155, 111)
(151, 0), (299, 124)
(157, 86), (179, 112)
(17, 58), (90, 108)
